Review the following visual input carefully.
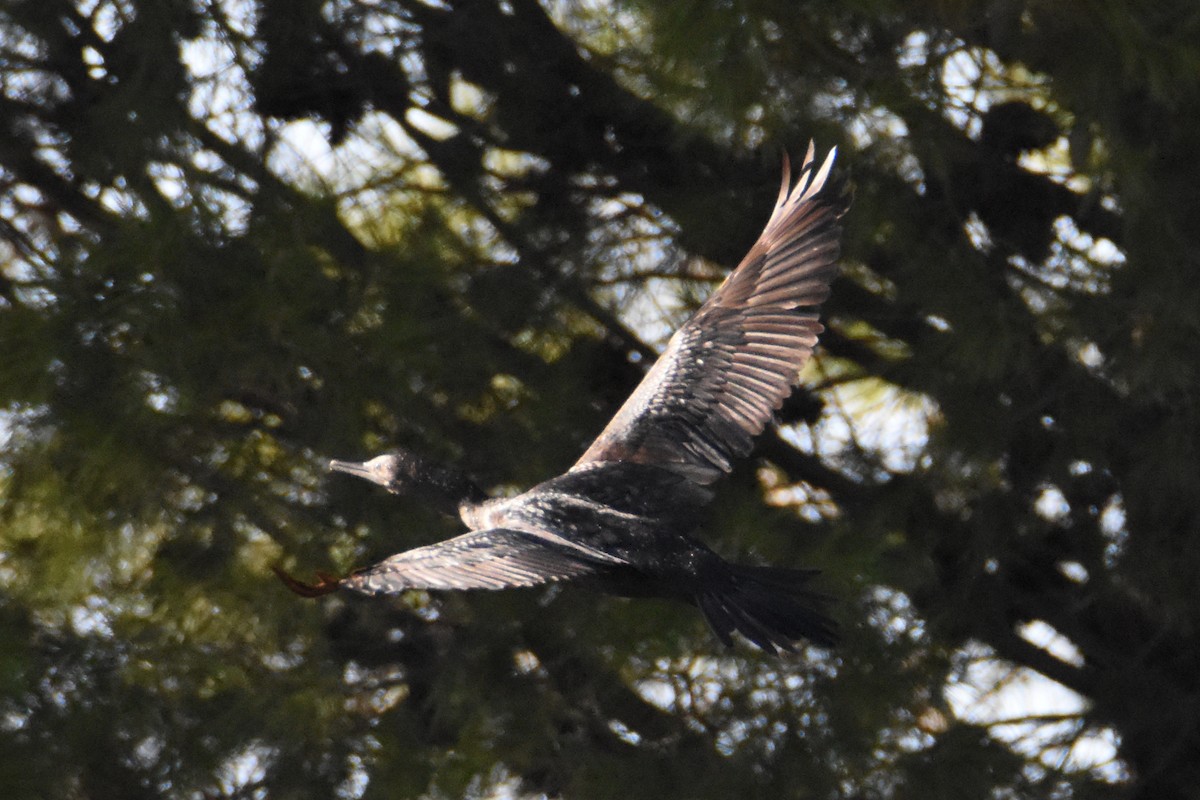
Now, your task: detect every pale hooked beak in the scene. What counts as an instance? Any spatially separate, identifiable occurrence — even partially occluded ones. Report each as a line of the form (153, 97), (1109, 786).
(329, 456), (390, 488)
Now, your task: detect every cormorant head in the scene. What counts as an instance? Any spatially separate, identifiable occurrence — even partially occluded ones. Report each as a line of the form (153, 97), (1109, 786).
(328, 451), (423, 494)
(329, 449), (486, 513)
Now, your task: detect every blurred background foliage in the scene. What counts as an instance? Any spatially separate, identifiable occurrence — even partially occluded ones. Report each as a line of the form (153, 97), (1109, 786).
(2, 0), (1199, 797)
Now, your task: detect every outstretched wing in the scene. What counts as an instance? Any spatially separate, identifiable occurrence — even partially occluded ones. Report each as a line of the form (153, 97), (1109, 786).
(343, 528), (618, 594)
(575, 144), (849, 484)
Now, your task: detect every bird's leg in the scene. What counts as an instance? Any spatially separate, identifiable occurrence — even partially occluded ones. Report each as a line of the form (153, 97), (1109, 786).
(272, 566), (343, 597)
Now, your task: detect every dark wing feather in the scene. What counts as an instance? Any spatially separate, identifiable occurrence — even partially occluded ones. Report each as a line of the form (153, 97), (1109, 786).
(575, 144), (849, 483)
(343, 528), (612, 594)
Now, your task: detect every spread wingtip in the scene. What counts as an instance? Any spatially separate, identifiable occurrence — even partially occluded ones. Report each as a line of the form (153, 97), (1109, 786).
(273, 566), (343, 598)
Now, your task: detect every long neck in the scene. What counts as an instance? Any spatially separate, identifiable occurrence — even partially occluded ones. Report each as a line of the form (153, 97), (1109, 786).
(412, 459), (488, 518)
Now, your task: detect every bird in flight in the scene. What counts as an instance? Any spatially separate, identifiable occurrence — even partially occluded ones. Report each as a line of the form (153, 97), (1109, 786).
(279, 144), (849, 654)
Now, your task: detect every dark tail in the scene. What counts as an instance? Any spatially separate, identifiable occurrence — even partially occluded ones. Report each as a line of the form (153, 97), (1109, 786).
(696, 564), (837, 655)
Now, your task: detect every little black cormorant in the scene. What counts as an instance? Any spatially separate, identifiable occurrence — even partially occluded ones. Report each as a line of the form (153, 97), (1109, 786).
(279, 144), (850, 654)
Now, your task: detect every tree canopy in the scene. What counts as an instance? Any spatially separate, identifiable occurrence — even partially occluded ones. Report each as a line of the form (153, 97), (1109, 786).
(2, 1), (1199, 798)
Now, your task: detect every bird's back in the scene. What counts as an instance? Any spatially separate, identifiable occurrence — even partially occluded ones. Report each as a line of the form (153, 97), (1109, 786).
(467, 461), (719, 578)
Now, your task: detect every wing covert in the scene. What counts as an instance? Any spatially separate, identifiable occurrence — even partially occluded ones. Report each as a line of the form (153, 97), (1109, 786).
(343, 528), (611, 595)
(575, 144), (849, 483)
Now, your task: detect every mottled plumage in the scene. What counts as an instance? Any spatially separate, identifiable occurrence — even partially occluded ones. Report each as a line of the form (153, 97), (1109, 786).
(282, 145), (849, 654)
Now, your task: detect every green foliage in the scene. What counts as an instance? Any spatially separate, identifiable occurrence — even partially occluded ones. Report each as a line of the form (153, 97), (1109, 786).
(2, 0), (1199, 798)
